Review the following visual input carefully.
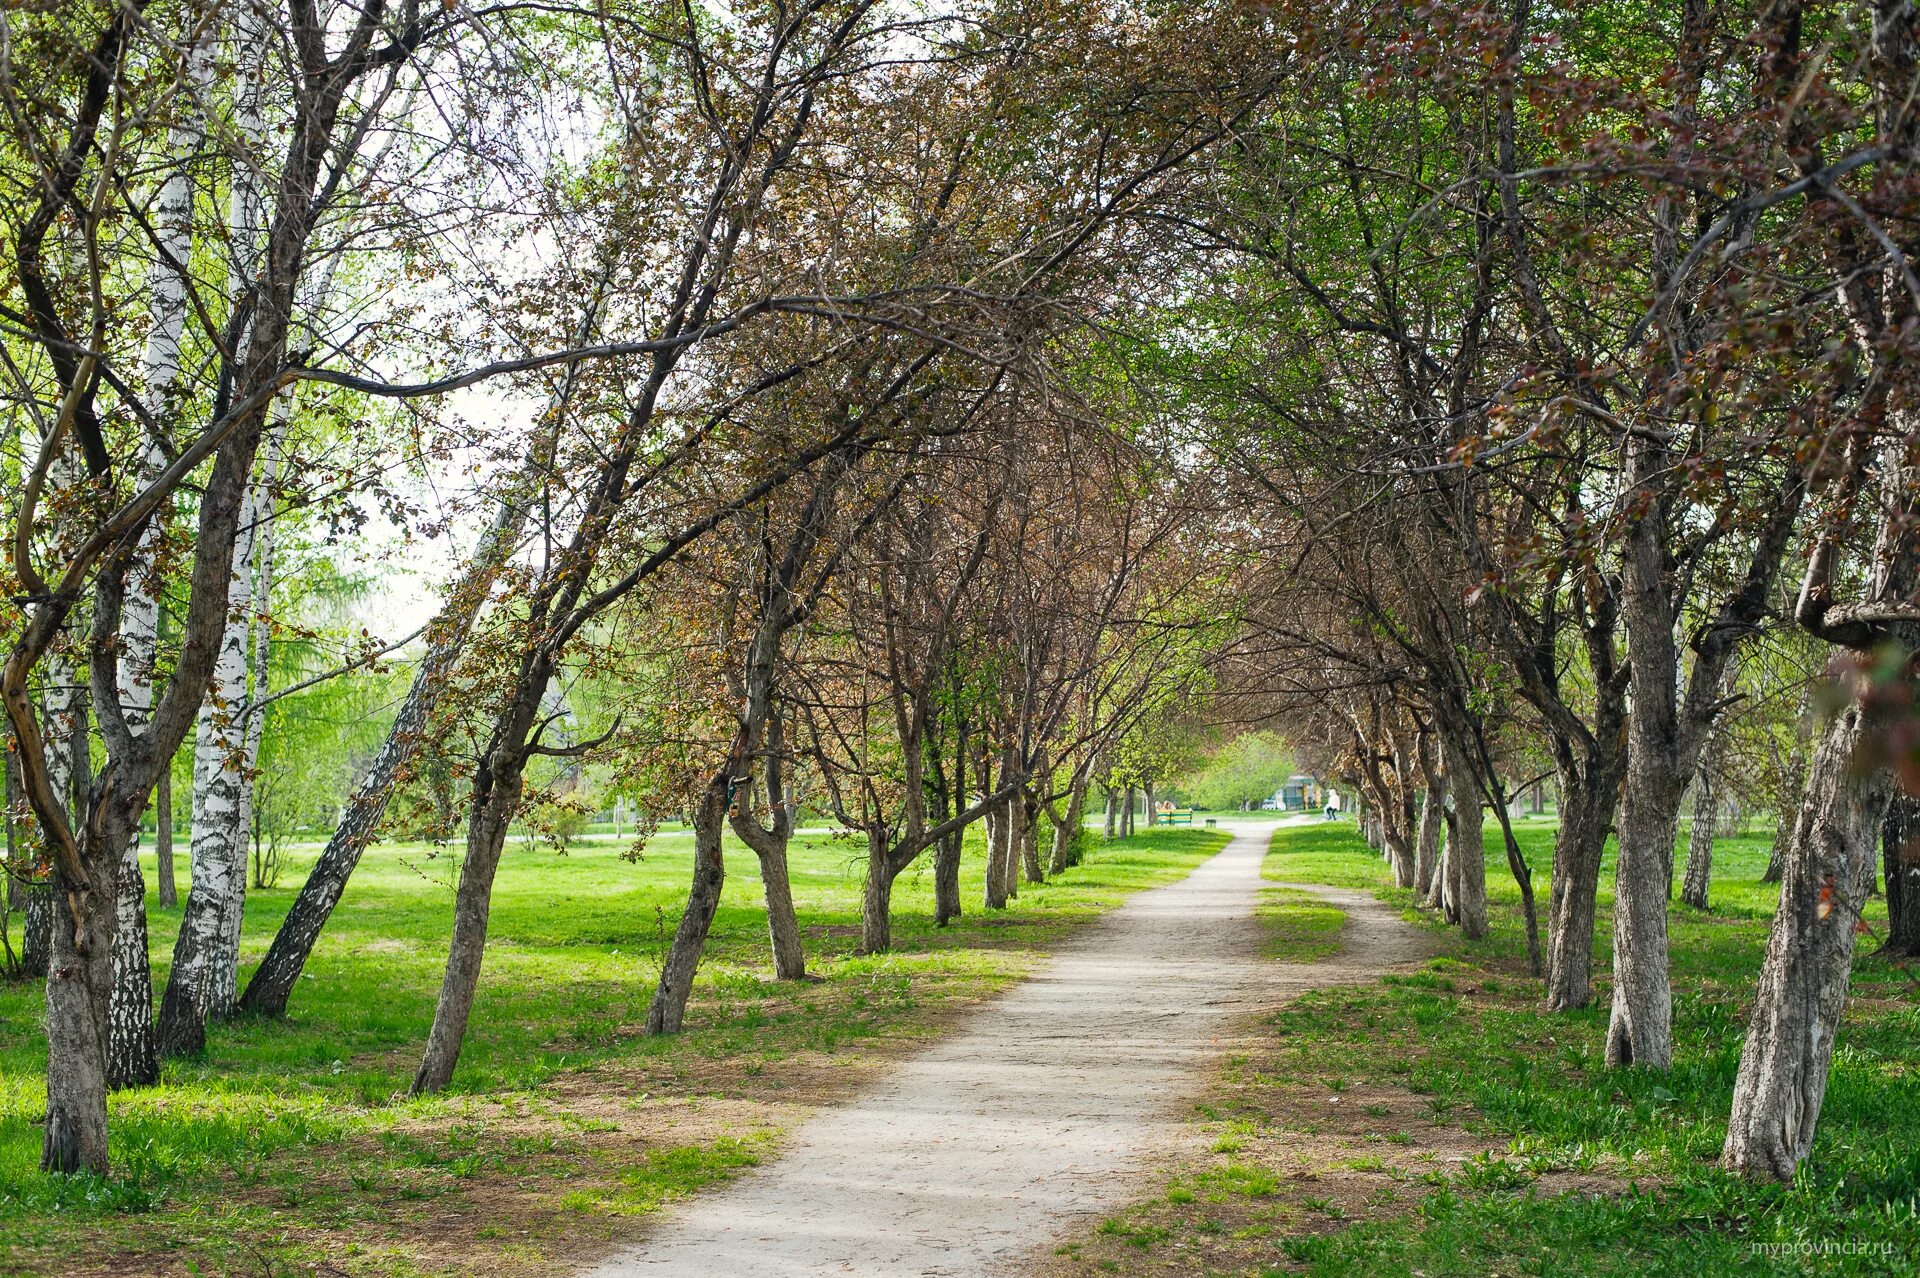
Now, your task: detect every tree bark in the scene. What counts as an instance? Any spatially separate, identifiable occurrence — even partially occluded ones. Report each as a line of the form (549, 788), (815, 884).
(861, 829), (902, 954)
(1049, 762), (1089, 875)
(934, 830), (963, 927)
(984, 769), (1013, 910)
(756, 840), (806, 980)
(1723, 699), (1896, 1180)
(410, 758), (523, 1094)
(1440, 732), (1488, 939)
(645, 776), (729, 1036)
(1681, 759), (1717, 910)
(1544, 765), (1615, 1011)
(106, 807), (157, 1088)
(1882, 793), (1920, 957)
(1102, 786), (1116, 839)
(1606, 745), (1685, 1068)
(42, 848), (120, 1173)
(1020, 784), (1043, 884)
(1144, 780), (1156, 827)
(1413, 734), (1443, 898)
(729, 728), (805, 981)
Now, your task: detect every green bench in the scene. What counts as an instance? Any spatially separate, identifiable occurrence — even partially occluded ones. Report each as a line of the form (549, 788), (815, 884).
(1165, 808), (1194, 826)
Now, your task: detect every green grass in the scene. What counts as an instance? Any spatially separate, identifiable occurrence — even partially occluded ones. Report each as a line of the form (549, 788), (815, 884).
(1256, 883), (1346, 963)
(0, 821), (1230, 1274)
(1259, 816), (1920, 1276)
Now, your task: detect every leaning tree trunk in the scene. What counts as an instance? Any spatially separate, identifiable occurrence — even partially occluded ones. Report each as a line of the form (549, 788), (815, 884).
(1681, 758), (1717, 910)
(1440, 734), (1488, 940)
(411, 759), (524, 1094)
(239, 268), (609, 1020)
(643, 775), (729, 1037)
(238, 642), (461, 1016)
(1723, 698), (1896, 1181)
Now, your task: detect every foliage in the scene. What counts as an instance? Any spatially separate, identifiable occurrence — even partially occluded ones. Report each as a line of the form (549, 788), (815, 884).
(1182, 731), (1296, 811)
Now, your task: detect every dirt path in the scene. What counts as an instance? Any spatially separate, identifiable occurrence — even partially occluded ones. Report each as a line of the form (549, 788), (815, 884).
(582, 818), (1428, 1278)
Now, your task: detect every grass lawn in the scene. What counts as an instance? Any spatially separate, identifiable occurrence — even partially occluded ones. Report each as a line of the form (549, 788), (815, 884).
(1048, 816), (1920, 1277)
(0, 820), (1233, 1277)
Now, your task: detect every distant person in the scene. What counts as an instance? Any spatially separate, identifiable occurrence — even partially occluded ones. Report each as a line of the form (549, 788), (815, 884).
(1324, 790), (1340, 821)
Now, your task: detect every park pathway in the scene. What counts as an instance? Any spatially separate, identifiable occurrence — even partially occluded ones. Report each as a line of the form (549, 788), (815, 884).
(582, 818), (1428, 1278)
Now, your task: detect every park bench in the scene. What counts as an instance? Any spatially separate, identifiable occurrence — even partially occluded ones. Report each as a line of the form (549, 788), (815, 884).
(1165, 808), (1194, 825)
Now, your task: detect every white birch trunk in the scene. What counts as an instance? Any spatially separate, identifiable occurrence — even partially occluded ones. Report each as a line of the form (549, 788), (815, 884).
(110, 27), (214, 1089)
(157, 14), (269, 1054)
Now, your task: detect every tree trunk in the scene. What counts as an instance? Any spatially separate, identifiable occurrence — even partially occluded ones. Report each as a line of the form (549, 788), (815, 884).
(756, 840), (806, 980)
(1049, 766), (1089, 875)
(983, 787), (1012, 910)
(1144, 781), (1156, 827)
(39, 799), (142, 1173)
(1379, 784), (1416, 889)
(1424, 837), (1449, 911)
(410, 765), (522, 1094)
(860, 830), (900, 954)
(1103, 786), (1117, 839)
(643, 776), (728, 1037)
(1482, 781), (1545, 976)
(1681, 761), (1717, 910)
(1414, 788), (1442, 897)
(239, 277), (610, 1020)
(934, 829), (963, 926)
(1020, 786), (1043, 884)
(1723, 699), (1895, 1181)
(1123, 786), (1136, 837)
(1413, 736), (1443, 898)
(1544, 765), (1615, 1012)
(42, 860), (118, 1172)
(1880, 793), (1920, 958)
(1606, 769), (1683, 1069)
(157, 462), (269, 1055)
(106, 837), (157, 1088)
(1440, 733), (1488, 939)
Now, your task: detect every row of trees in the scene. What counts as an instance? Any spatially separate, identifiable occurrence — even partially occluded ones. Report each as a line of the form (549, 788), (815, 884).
(0, 0), (1268, 1176)
(1182, 0), (1920, 1185)
(4, 0), (1915, 1203)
